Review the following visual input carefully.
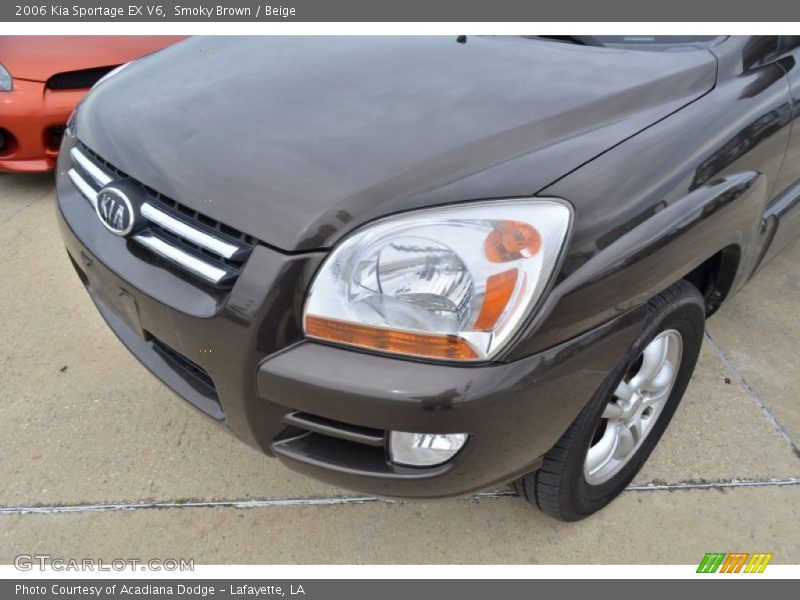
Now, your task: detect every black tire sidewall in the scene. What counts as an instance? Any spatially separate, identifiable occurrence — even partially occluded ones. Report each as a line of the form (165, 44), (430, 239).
(561, 283), (706, 517)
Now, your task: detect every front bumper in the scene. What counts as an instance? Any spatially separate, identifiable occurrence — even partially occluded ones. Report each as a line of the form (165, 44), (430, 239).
(55, 145), (647, 498)
(0, 79), (84, 173)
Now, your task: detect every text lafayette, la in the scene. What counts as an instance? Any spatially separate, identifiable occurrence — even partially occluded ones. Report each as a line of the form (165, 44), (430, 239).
(117, 584), (306, 596)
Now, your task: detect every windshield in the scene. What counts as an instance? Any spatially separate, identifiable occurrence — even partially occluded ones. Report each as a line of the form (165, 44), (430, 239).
(534, 36), (721, 51)
(594, 36), (719, 47)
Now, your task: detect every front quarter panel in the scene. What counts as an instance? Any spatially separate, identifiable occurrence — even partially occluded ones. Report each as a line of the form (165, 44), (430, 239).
(510, 42), (792, 359)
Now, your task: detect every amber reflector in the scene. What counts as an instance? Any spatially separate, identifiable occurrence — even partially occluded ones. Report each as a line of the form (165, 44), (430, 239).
(485, 220), (542, 263)
(474, 268), (519, 330)
(306, 316), (479, 360)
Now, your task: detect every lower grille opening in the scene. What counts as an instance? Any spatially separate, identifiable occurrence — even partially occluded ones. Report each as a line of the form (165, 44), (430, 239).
(0, 128), (17, 157)
(152, 338), (217, 397)
(46, 125), (66, 151)
(273, 412), (454, 477)
(281, 411), (386, 447)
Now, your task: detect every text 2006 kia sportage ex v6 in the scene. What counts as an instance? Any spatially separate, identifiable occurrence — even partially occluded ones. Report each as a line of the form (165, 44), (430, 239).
(55, 36), (800, 520)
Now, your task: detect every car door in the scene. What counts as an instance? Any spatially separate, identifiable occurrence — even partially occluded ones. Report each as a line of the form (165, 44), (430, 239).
(761, 35), (800, 266)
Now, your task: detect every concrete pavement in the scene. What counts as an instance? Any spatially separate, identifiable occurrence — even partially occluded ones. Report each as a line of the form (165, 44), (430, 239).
(0, 172), (798, 564)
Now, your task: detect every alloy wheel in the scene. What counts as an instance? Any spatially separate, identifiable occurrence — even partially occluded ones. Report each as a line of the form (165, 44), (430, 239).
(583, 329), (683, 485)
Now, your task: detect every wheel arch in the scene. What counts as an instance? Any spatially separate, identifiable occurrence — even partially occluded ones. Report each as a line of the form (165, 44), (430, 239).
(681, 244), (742, 316)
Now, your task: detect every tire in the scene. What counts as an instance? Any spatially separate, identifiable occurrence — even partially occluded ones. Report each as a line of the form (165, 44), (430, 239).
(515, 279), (705, 521)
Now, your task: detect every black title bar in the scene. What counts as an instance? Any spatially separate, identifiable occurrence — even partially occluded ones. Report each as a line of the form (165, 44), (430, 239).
(2, 0), (800, 22)
(3, 579), (797, 599)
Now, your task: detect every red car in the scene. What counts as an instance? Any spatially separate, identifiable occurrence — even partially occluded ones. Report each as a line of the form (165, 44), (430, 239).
(0, 36), (185, 173)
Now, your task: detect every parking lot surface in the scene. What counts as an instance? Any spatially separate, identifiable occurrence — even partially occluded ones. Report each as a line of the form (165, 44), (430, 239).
(1, 172), (798, 564)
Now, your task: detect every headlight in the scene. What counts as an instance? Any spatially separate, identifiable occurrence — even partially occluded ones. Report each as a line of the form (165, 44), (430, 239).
(0, 64), (12, 92)
(303, 199), (572, 361)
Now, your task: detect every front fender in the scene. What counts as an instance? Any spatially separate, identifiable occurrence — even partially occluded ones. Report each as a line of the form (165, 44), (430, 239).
(504, 55), (791, 361)
(507, 170), (771, 361)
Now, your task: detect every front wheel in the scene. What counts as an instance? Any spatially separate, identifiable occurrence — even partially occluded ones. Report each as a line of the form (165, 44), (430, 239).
(515, 280), (706, 521)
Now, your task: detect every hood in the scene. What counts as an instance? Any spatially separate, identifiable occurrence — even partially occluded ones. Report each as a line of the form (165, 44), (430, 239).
(77, 36), (717, 252)
(0, 36), (186, 82)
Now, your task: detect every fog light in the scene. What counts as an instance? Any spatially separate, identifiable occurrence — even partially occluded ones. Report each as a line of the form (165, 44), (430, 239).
(389, 432), (468, 467)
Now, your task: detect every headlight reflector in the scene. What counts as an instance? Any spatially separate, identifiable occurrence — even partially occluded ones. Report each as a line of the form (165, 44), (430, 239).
(304, 199), (571, 361)
(0, 63), (12, 92)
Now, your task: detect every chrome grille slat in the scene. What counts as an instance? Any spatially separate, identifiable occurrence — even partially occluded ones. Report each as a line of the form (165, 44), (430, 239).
(67, 169), (98, 209)
(70, 147), (112, 187)
(68, 142), (257, 288)
(139, 203), (243, 260)
(132, 232), (235, 285)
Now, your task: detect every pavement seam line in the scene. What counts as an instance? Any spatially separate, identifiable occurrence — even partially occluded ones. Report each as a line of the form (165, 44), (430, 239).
(626, 477), (800, 492)
(704, 331), (800, 458)
(1, 478), (799, 515)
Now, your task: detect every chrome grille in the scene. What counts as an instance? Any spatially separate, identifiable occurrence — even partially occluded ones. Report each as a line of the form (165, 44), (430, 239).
(67, 143), (256, 288)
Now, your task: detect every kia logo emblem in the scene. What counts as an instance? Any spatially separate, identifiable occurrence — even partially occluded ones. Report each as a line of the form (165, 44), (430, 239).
(95, 187), (136, 236)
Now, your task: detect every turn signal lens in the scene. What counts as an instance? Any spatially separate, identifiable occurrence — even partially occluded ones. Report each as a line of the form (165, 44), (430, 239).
(304, 199), (571, 361)
(305, 316), (478, 360)
(474, 268), (519, 330)
(485, 220), (542, 262)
